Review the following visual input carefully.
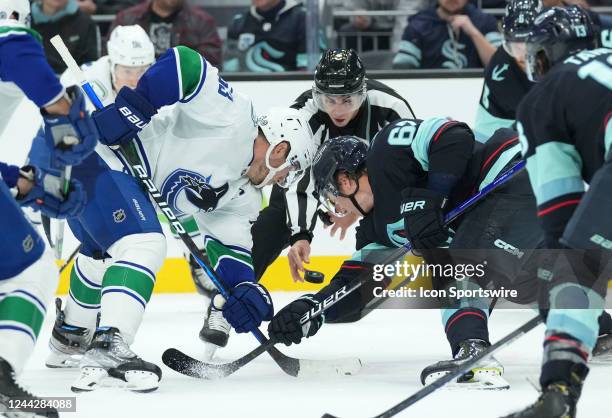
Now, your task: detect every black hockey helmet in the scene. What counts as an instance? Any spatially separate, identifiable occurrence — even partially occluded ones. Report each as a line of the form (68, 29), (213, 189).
(501, 0), (543, 58)
(312, 136), (368, 216)
(314, 49), (365, 95)
(313, 49), (367, 115)
(525, 6), (598, 81)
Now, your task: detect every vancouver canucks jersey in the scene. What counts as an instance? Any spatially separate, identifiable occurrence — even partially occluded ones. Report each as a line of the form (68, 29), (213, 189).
(517, 48), (612, 245)
(0, 21), (64, 137)
(125, 46), (259, 217)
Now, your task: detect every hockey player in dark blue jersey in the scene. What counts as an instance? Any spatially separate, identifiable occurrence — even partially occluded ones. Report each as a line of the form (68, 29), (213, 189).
(0, 0), (93, 414)
(474, 0), (540, 141)
(503, 6), (612, 418)
(267, 120), (544, 389)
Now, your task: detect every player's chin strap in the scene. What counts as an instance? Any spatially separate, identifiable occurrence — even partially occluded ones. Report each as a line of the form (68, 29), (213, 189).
(254, 142), (295, 189)
(340, 174), (368, 217)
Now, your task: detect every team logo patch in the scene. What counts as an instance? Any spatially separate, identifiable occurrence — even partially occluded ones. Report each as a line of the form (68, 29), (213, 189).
(161, 169), (229, 215)
(113, 209), (127, 223)
(22, 234), (34, 253)
(238, 33), (256, 51)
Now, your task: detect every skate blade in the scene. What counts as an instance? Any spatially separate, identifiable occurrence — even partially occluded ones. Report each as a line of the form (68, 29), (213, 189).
(590, 354), (612, 364)
(424, 368), (510, 390)
(45, 351), (82, 369)
(71, 367), (160, 393)
(201, 343), (220, 361)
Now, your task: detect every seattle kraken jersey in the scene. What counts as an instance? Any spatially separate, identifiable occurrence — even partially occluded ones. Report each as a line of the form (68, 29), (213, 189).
(356, 119), (521, 250)
(224, 0), (310, 72)
(517, 48), (612, 245)
(393, 4), (501, 69)
(474, 47), (532, 141)
(0, 22), (64, 137)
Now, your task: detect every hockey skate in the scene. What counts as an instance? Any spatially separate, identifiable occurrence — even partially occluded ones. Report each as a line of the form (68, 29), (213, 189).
(591, 333), (612, 363)
(421, 339), (509, 390)
(46, 298), (93, 368)
(0, 358), (58, 418)
(188, 253), (217, 298)
(199, 296), (230, 360)
(71, 327), (161, 393)
(501, 381), (581, 418)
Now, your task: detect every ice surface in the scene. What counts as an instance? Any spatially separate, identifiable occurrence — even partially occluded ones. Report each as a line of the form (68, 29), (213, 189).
(21, 293), (609, 418)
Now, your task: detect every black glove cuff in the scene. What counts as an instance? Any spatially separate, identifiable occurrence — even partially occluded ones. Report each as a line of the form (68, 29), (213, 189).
(290, 231), (313, 245)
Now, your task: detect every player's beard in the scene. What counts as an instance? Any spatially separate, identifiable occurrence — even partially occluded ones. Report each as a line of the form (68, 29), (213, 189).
(246, 162), (269, 186)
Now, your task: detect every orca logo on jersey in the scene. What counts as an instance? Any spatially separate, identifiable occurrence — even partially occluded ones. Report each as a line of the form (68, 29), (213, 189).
(161, 169), (228, 216)
(119, 107), (148, 129)
(132, 164), (186, 234)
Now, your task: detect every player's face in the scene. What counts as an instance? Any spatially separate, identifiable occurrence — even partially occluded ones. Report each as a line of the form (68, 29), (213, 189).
(113, 64), (150, 90)
(333, 172), (367, 216)
(503, 41), (527, 72)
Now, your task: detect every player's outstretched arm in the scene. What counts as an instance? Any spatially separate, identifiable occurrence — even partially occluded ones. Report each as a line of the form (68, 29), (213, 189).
(91, 46), (209, 148)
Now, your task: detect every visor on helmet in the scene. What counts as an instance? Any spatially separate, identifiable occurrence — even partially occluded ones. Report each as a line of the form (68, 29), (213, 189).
(312, 85), (366, 115)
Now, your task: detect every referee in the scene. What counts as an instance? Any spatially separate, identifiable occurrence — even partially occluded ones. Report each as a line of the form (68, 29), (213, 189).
(251, 48), (416, 283)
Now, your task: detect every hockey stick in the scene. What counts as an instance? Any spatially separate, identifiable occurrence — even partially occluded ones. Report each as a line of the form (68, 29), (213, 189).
(49, 35), (353, 378)
(59, 244), (81, 274)
(322, 315), (543, 418)
(162, 159), (526, 379)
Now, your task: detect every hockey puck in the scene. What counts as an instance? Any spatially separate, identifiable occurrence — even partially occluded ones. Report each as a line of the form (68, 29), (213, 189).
(304, 270), (325, 284)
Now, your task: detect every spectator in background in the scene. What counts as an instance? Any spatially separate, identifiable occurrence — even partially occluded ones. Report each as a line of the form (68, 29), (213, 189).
(32, 0), (100, 73)
(393, 0), (501, 69)
(95, 0), (141, 15)
(77, 0), (97, 14)
(224, 0), (321, 72)
(337, 0), (423, 52)
(109, 0), (222, 67)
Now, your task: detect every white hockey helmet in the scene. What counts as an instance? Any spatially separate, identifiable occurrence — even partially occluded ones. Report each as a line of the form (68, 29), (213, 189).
(257, 107), (316, 189)
(107, 25), (155, 68)
(0, 0), (31, 26)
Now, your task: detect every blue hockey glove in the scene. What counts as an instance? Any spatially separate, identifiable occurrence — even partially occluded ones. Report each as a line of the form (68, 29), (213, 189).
(17, 166), (86, 219)
(217, 282), (274, 333)
(42, 87), (98, 167)
(92, 86), (156, 147)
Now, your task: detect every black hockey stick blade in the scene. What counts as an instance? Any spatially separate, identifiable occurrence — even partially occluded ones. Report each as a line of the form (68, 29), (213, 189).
(373, 315), (542, 418)
(163, 342), (362, 380)
(162, 343), (272, 379)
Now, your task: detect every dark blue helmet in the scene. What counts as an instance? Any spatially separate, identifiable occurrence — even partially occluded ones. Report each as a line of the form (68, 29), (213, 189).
(312, 136), (368, 215)
(502, 0), (543, 43)
(525, 6), (598, 81)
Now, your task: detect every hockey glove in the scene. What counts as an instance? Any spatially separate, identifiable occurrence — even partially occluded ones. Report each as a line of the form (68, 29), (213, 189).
(16, 166), (86, 219)
(401, 187), (449, 250)
(219, 282), (274, 333)
(92, 86), (156, 148)
(268, 295), (322, 346)
(42, 87), (98, 167)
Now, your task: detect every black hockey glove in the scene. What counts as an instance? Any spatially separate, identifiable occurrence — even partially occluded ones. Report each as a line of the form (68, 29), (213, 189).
(401, 187), (449, 250)
(268, 295), (323, 346)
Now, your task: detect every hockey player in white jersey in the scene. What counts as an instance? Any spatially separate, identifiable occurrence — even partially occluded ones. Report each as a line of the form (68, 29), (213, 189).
(0, 0), (93, 414)
(28, 25), (173, 393)
(57, 41), (315, 388)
